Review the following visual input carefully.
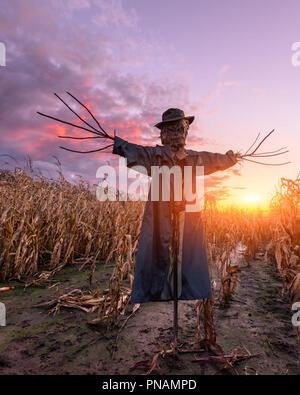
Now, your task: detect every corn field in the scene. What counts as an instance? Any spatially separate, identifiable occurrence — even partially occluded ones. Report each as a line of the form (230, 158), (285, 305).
(0, 168), (143, 281)
(0, 168), (299, 349)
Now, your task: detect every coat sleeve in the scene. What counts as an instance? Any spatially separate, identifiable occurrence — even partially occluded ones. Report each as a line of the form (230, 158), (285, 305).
(196, 150), (238, 175)
(112, 136), (155, 175)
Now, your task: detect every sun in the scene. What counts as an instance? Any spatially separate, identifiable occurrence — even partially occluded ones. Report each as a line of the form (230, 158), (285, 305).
(244, 194), (260, 204)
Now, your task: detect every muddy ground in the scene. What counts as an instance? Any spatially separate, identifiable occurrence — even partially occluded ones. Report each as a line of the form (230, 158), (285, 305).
(0, 254), (299, 375)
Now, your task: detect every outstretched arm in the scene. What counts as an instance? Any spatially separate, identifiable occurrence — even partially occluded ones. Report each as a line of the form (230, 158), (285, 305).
(197, 150), (239, 175)
(113, 136), (156, 175)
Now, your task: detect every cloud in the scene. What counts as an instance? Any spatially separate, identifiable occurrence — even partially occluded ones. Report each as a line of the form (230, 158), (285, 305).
(228, 168), (242, 176)
(201, 164), (244, 200)
(217, 80), (243, 88)
(92, 0), (138, 28)
(0, 0), (240, 203)
(218, 64), (230, 76)
(204, 184), (233, 202)
(251, 87), (265, 97)
(0, 0), (204, 182)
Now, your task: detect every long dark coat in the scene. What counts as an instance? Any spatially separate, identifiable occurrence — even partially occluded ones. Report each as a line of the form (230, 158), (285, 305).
(113, 136), (237, 303)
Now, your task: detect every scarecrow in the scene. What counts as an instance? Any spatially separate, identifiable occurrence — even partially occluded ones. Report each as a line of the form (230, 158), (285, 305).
(112, 108), (240, 345)
(111, 109), (239, 302)
(38, 93), (290, 345)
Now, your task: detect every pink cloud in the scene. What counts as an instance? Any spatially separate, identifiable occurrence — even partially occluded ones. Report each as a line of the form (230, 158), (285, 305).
(218, 64), (230, 76)
(0, 0), (226, 186)
(251, 87), (265, 96)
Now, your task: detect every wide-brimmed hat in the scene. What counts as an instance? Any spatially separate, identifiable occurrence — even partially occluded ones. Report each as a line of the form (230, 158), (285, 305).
(154, 108), (194, 129)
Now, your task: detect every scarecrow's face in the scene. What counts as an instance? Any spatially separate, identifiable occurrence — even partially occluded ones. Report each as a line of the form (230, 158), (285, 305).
(160, 119), (189, 150)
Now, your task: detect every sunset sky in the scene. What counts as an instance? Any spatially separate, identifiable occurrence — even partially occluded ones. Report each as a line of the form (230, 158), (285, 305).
(1, 0), (300, 209)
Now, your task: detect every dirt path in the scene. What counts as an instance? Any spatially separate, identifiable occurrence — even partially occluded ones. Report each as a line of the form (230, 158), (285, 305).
(0, 256), (299, 375)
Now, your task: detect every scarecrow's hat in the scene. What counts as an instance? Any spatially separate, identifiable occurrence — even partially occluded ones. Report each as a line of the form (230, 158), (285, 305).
(154, 108), (194, 129)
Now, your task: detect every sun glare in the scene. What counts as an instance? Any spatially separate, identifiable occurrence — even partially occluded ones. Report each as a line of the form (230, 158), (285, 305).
(244, 194), (260, 204)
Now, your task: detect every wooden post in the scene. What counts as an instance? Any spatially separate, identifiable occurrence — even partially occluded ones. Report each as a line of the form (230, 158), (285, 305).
(172, 206), (179, 349)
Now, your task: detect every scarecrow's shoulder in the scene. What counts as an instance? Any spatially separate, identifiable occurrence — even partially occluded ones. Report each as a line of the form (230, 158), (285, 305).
(154, 144), (171, 157)
(186, 149), (200, 156)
